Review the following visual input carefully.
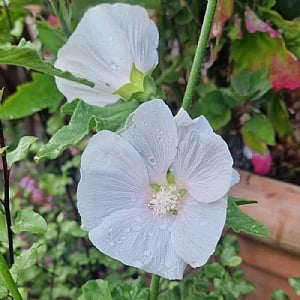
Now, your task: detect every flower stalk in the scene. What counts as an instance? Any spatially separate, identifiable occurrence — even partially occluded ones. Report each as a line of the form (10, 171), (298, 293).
(149, 274), (160, 300)
(0, 119), (14, 267)
(181, 0), (217, 110)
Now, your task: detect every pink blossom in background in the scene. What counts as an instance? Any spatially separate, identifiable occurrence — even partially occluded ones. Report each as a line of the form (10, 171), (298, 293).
(233, 14), (243, 39)
(244, 6), (279, 38)
(243, 146), (272, 175)
(19, 176), (36, 192)
(48, 14), (59, 27)
(19, 176), (53, 208)
(251, 151), (272, 175)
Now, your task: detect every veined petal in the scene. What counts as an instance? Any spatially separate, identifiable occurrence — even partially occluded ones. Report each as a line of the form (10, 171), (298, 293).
(77, 130), (151, 231)
(111, 3), (159, 72)
(55, 3), (158, 106)
(89, 208), (186, 280)
(231, 168), (240, 186)
(171, 195), (227, 267)
(120, 99), (178, 185)
(172, 115), (233, 203)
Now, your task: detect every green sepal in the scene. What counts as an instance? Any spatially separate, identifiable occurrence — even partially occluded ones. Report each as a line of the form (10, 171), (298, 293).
(114, 64), (145, 100)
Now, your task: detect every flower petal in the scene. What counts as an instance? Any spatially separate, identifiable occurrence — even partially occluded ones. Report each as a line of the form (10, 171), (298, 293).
(55, 3), (158, 106)
(172, 195), (227, 267)
(89, 208), (186, 280)
(77, 130), (151, 231)
(172, 115), (233, 203)
(120, 99), (178, 185)
(231, 169), (240, 186)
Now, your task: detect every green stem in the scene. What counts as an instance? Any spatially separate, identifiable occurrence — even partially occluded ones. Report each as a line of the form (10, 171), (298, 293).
(0, 253), (23, 300)
(148, 274), (160, 300)
(181, 0), (217, 110)
(48, 0), (71, 38)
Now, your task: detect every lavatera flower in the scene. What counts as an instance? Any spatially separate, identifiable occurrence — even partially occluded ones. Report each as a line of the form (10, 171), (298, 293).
(55, 3), (158, 107)
(77, 100), (239, 280)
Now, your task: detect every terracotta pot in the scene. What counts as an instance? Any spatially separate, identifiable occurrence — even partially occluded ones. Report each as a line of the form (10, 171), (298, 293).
(229, 170), (300, 300)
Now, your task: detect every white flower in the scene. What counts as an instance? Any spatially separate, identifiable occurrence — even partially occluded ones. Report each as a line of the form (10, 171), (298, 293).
(77, 100), (239, 280)
(54, 3), (159, 107)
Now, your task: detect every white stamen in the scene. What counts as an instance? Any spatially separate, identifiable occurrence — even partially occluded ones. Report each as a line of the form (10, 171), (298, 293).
(148, 185), (181, 216)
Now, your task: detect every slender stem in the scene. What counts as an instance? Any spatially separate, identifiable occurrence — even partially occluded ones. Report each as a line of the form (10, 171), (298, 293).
(148, 274), (160, 300)
(181, 0), (217, 110)
(0, 120), (14, 267)
(0, 253), (23, 300)
(48, 0), (71, 38)
(3, 1), (18, 44)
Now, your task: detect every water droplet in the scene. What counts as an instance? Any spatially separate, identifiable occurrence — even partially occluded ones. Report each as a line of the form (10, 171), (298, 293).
(148, 231), (153, 236)
(149, 157), (156, 165)
(144, 122), (148, 126)
(143, 250), (151, 256)
(157, 135), (163, 142)
(110, 63), (119, 70)
(108, 227), (113, 233)
(157, 129), (163, 134)
(159, 224), (167, 230)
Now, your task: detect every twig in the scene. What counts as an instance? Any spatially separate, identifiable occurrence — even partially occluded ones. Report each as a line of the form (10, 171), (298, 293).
(0, 120), (14, 267)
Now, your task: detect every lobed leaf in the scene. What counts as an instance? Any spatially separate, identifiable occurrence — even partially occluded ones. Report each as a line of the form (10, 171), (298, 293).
(79, 280), (113, 300)
(11, 208), (47, 235)
(6, 136), (38, 167)
(226, 197), (269, 237)
(0, 40), (94, 87)
(35, 99), (139, 161)
(0, 73), (62, 120)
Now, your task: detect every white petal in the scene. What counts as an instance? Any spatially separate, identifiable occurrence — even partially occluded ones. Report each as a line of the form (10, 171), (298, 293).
(231, 169), (240, 186)
(172, 195), (227, 267)
(109, 3), (159, 72)
(174, 108), (193, 127)
(55, 3), (158, 106)
(77, 130), (151, 230)
(89, 208), (186, 280)
(172, 116), (233, 203)
(120, 99), (178, 185)
(175, 110), (213, 135)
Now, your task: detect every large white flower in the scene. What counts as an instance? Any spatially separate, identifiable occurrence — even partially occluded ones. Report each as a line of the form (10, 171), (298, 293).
(54, 3), (159, 107)
(77, 99), (239, 280)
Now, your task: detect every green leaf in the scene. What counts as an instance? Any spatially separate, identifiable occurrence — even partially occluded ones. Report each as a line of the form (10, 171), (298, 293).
(0, 39), (94, 87)
(0, 253), (23, 300)
(0, 212), (8, 243)
(11, 208), (47, 235)
(6, 136), (38, 167)
(10, 241), (46, 282)
(204, 262), (225, 279)
(79, 280), (113, 300)
(241, 112), (275, 153)
(0, 73), (62, 120)
(271, 289), (290, 300)
(37, 21), (65, 55)
(288, 277), (300, 295)
(267, 95), (293, 136)
(35, 99), (139, 161)
(193, 90), (233, 130)
(111, 278), (149, 300)
(226, 197), (269, 237)
(230, 69), (271, 101)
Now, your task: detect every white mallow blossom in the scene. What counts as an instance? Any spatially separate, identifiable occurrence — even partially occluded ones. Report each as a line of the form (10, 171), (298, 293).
(54, 3), (158, 107)
(77, 99), (239, 280)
